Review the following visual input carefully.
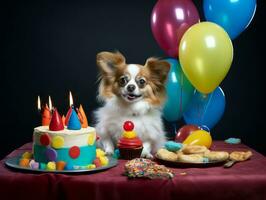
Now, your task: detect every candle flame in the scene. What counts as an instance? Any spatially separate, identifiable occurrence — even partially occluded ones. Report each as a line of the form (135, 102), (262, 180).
(69, 91), (74, 107)
(48, 96), (53, 111)
(37, 96), (41, 111)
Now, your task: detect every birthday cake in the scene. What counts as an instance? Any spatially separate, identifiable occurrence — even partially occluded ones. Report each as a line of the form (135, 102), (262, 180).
(31, 106), (97, 170)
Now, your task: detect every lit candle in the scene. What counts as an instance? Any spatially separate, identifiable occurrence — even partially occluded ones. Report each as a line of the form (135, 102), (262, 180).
(65, 91), (74, 126)
(37, 96), (41, 113)
(48, 95), (53, 111)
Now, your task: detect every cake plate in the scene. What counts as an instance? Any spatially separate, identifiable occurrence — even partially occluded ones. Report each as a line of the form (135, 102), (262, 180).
(5, 156), (117, 173)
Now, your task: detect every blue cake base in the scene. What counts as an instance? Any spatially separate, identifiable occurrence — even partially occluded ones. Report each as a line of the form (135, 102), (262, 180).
(33, 144), (96, 166)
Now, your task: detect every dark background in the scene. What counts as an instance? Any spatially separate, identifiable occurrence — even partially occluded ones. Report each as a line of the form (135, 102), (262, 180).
(1, 0), (265, 159)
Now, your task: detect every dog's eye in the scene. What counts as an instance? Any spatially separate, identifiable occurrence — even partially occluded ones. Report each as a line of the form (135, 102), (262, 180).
(118, 76), (129, 86)
(138, 78), (146, 88)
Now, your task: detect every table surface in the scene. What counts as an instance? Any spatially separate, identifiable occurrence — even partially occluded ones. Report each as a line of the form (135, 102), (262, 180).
(0, 141), (266, 200)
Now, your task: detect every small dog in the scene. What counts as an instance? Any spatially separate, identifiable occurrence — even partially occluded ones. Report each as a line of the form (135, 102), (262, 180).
(95, 51), (170, 158)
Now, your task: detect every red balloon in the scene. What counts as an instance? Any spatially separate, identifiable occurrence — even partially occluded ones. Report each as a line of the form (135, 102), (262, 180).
(151, 0), (200, 57)
(175, 125), (200, 142)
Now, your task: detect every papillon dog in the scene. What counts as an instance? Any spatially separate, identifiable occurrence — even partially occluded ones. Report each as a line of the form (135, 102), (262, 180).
(94, 51), (170, 158)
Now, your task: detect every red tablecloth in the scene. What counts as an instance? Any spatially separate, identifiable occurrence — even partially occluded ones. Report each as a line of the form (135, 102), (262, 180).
(0, 141), (266, 200)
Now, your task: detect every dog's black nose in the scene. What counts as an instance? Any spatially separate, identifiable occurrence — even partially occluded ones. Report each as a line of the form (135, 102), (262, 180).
(127, 84), (136, 92)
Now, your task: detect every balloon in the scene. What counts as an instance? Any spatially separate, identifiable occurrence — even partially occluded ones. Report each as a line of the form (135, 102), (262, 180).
(203, 0), (257, 40)
(151, 0), (200, 57)
(163, 58), (194, 122)
(175, 124), (200, 143)
(183, 130), (212, 148)
(183, 87), (225, 130)
(179, 22), (233, 94)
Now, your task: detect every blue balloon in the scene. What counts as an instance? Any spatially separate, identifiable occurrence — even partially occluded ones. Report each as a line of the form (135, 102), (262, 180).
(183, 87), (225, 129)
(203, 0), (256, 39)
(163, 58), (194, 122)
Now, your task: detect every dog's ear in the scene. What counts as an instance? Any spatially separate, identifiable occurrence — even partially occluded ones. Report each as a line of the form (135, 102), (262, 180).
(96, 51), (126, 75)
(145, 58), (170, 84)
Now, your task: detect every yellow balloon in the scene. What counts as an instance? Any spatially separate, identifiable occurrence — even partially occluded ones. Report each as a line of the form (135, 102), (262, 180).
(183, 130), (212, 148)
(179, 22), (233, 94)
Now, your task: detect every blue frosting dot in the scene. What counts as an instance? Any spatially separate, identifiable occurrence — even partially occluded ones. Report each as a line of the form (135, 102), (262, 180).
(165, 141), (183, 152)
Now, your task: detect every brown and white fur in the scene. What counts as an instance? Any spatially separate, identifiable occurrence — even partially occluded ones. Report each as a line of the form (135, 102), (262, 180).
(94, 51), (170, 158)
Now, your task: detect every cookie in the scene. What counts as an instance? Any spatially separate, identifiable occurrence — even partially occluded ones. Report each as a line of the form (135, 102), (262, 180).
(204, 151), (229, 161)
(229, 151), (252, 161)
(182, 145), (208, 155)
(178, 153), (206, 163)
(156, 148), (178, 162)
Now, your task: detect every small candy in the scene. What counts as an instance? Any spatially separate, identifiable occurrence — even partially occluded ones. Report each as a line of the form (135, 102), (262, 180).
(73, 165), (81, 170)
(96, 149), (105, 157)
(46, 161), (56, 170)
(93, 158), (101, 168)
(123, 121), (134, 131)
(87, 164), (96, 169)
(225, 138), (241, 144)
(165, 141), (183, 152)
(39, 163), (46, 170)
(123, 131), (136, 139)
(65, 163), (73, 170)
(56, 161), (66, 170)
(29, 160), (39, 169)
(19, 158), (30, 167)
(22, 151), (33, 159)
(113, 149), (120, 159)
(99, 156), (109, 166)
(52, 136), (64, 149)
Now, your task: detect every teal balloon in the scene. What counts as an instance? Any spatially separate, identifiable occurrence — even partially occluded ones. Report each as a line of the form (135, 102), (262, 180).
(203, 0), (257, 39)
(67, 108), (81, 130)
(163, 58), (194, 122)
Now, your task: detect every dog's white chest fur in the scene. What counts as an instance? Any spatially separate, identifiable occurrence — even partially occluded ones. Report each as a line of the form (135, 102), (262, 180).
(95, 97), (166, 157)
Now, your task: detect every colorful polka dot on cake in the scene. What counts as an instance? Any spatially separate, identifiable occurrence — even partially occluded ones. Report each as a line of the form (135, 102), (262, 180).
(88, 133), (96, 145)
(40, 133), (51, 146)
(19, 158), (30, 167)
(52, 136), (64, 149)
(96, 149), (105, 157)
(22, 151), (33, 159)
(69, 146), (80, 159)
(46, 161), (56, 170)
(56, 161), (66, 170)
(46, 147), (58, 161)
